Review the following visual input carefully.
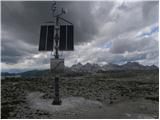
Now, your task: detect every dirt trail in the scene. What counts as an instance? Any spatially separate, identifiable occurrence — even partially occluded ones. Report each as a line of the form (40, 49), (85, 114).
(26, 92), (158, 119)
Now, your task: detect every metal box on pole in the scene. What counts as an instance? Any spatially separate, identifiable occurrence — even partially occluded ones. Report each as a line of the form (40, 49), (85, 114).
(50, 58), (64, 73)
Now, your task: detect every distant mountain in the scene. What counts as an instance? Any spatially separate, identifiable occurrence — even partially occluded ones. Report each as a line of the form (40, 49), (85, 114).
(1, 69), (28, 74)
(145, 65), (158, 70)
(1, 72), (16, 76)
(1, 70), (49, 77)
(71, 63), (101, 73)
(102, 63), (121, 71)
(120, 62), (158, 71)
(70, 62), (159, 73)
(1, 62), (158, 77)
(19, 70), (49, 77)
(121, 62), (147, 70)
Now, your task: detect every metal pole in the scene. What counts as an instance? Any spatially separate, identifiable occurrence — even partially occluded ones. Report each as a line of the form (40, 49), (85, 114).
(55, 17), (59, 59)
(52, 17), (61, 105)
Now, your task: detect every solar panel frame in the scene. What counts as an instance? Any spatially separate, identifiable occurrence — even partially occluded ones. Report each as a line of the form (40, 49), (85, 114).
(59, 25), (67, 51)
(67, 25), (74, 50)
(39, 24), (74, 51)
(39, 25), (47, 51)
(59, 25), (74, 51)
(39, 25), (54, 51)
(46, 25), (54, 51)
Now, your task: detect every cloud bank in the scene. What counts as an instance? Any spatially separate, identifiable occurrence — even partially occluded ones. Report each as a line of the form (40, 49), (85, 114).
(1, 1), (159, 72)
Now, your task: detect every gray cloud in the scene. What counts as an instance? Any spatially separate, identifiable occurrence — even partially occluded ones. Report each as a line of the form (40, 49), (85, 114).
(142, 1), (159, 25)
(110, 36), (158, 54)
(1, 1), (159, 71)
(2, 1), (103, 45)
(2, 1), (108, 64)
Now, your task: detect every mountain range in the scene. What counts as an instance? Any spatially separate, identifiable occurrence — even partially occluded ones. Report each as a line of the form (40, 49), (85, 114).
(1, 62), (158, 77)
(68, 62), (158, 73)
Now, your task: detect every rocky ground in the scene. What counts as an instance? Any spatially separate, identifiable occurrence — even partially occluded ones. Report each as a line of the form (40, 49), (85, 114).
(1, 70), (159, 119)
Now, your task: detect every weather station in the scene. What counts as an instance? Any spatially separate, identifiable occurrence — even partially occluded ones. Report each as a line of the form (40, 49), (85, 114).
(38, 2), (74, 105)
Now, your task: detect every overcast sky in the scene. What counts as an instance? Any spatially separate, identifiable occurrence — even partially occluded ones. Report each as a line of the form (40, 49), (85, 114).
(1, 0), (159, 72)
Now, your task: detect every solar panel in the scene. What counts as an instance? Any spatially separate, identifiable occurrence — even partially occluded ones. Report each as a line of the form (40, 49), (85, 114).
(59, 25), (66, 50)
(39, 24), (73, 51)
(67, 25), (74, 50)
(39, 25), (47, 51)
(59, 25), (74, 51)
(39, 25), (54, 51)
(47, 25), (54, 51)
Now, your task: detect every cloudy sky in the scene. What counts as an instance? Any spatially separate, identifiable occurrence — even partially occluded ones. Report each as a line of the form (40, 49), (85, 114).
(1, 0), (159, 72)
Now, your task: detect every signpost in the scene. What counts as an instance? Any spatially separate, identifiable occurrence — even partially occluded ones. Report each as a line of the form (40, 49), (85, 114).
(38, 2), (74, 105)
